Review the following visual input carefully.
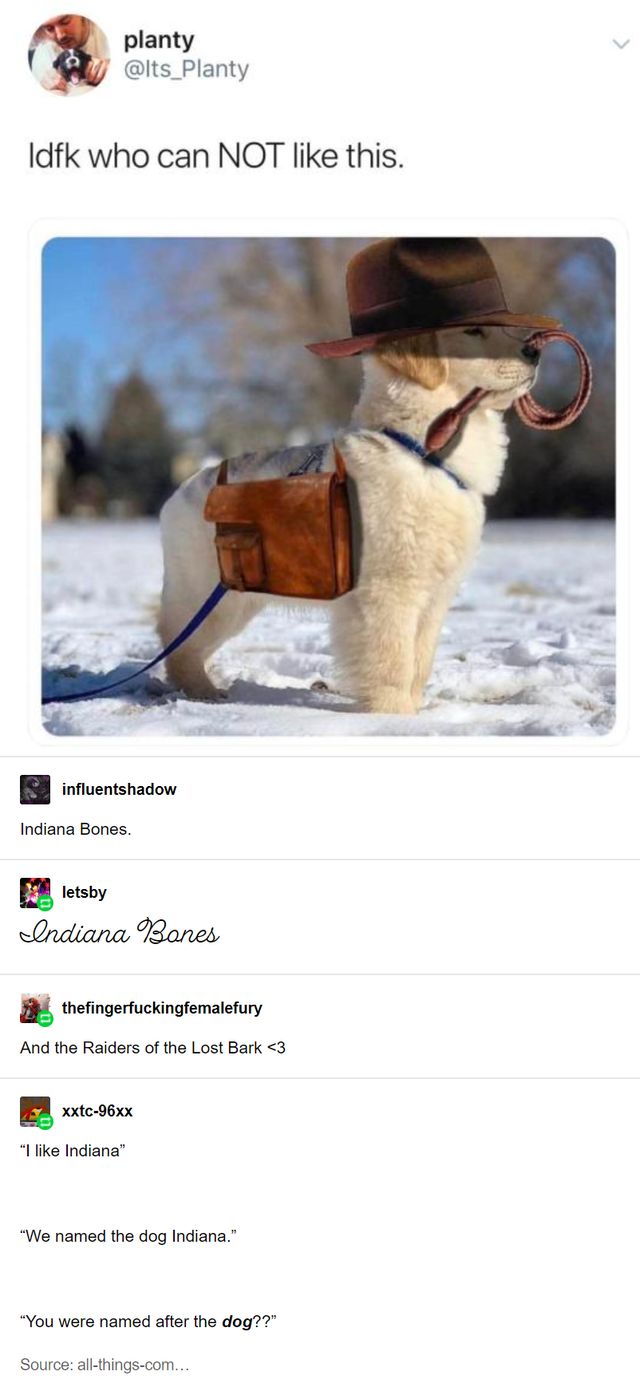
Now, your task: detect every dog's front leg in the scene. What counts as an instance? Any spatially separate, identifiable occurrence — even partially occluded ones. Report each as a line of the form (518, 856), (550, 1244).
(333, 589), (422, 714)
(411, 591), (454, 710)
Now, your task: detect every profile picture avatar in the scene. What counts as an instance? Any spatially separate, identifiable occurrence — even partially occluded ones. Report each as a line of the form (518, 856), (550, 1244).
(29, 14), (109, 94)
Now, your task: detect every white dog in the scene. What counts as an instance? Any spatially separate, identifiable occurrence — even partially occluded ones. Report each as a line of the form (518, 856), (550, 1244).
(159, 327), (539, 713)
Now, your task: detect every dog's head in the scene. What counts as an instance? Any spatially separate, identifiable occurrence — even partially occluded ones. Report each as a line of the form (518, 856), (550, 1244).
(52, 47), (91, 84)
(377, 326), (540, 408)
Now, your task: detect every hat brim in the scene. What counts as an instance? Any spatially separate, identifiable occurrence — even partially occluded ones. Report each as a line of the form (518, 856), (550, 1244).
(306, 311), (562, 358)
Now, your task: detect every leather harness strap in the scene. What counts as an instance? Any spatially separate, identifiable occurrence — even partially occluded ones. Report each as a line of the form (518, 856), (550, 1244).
(425, 388), (487, 453)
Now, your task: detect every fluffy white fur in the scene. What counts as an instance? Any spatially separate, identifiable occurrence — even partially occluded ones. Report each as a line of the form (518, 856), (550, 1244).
(159, 328), (537, 713)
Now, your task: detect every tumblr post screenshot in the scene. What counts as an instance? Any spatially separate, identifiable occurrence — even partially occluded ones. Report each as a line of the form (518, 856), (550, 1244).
(1, 4), (638, 1384)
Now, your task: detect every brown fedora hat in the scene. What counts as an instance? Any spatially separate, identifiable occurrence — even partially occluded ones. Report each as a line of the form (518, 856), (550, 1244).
(306, 238), (560, 358)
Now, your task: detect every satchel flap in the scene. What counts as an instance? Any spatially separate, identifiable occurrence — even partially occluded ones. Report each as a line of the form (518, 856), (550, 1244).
(204, 472), (336, 526)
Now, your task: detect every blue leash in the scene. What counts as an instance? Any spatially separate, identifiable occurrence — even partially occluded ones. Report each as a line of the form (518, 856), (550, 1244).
(42, 581), (228, 705)
(42, 430), (466, 706)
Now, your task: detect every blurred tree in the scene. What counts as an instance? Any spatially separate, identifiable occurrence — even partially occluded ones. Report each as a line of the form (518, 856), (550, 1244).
(137, 237), (365, 452)
(98, 372), (175, 514)
(57, 424), (103, 516)
(64, 425), (93, 479)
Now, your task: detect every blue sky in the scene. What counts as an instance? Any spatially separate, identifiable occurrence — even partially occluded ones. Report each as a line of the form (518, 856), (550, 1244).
(42, 237), (206, 432)
(43, 238), (140, 430)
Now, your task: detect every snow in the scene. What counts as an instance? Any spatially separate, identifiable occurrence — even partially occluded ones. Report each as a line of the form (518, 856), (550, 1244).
(42, 518), (615, 738)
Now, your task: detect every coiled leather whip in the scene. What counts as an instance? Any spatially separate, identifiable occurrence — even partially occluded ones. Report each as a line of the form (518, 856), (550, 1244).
(426, 328), (592, 453)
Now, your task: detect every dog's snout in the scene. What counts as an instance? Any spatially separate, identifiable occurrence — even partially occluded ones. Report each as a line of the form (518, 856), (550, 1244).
(521, 342), (540, 363)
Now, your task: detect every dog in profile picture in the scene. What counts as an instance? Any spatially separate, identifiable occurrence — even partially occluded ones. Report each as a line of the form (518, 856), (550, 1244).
(29, 14), (110, 93)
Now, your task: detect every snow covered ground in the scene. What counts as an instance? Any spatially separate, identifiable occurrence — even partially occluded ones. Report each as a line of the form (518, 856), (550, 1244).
(42, 518), (615, 738)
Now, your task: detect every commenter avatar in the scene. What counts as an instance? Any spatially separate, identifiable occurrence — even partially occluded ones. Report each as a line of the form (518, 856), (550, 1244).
(29, 14), (110, 94)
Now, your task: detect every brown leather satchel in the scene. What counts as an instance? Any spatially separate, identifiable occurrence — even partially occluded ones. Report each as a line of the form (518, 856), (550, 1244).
(203, 447), (353, 600)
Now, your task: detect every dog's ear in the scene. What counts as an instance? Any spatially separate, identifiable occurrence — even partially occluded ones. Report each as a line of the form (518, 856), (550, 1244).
(375, 333), (448, 390)
(52, 52), (63, 69)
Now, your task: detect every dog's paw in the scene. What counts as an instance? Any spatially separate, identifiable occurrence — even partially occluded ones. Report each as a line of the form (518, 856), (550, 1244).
(364, 687), (418, 715)
(174, 680), (229, 703)
(194, 687), (229, 703)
